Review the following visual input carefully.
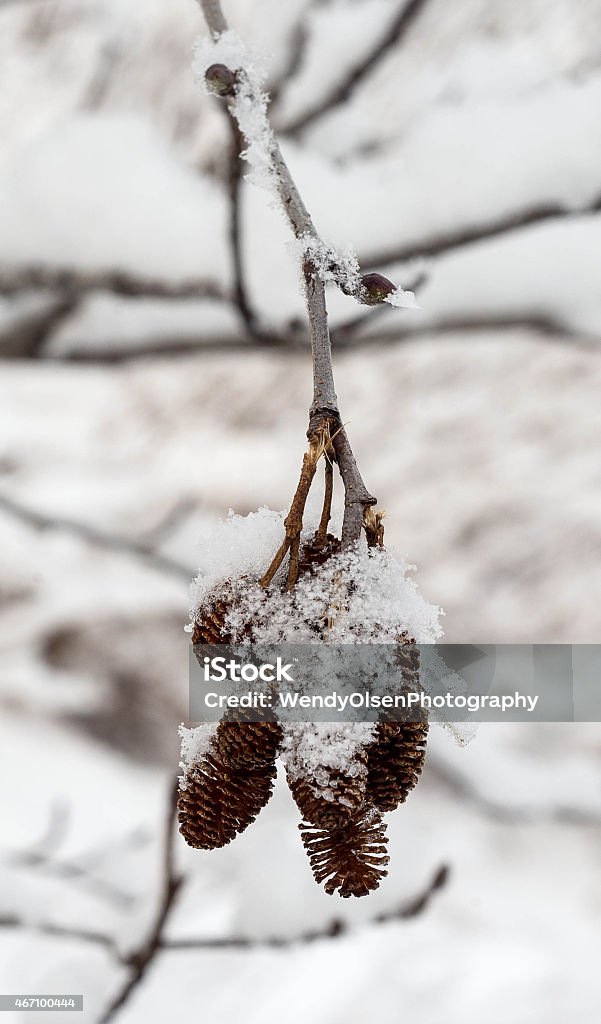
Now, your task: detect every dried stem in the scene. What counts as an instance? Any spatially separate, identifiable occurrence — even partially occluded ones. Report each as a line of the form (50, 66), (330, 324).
(198, 0), (377, 549)
(260, 430), (326, 588)
(315, 457), (334, 548)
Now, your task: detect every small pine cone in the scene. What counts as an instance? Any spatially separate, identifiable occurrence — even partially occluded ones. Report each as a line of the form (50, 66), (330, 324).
(298, 534), (342, 575)
(396, 636), (421, 686)
(213, 711), (283, 771)
(287, 762), (367, 829)
(191, 597), (232, 644)
(366, 719), (429, 813)
(286, 765), (366, 827)
(299, 808), (389, 898)
(178, 752), (276, 850)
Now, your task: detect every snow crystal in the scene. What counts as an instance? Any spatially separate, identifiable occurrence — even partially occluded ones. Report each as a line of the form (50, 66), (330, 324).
(193, 30), (276, 192)
(385, 285), (421, 310)
(190, 507), (442, 644)
(293, 234), (362, 296)
(178, 722), (217, 781)
(280, 723), (375, 782)
(189, 507), (286, 613)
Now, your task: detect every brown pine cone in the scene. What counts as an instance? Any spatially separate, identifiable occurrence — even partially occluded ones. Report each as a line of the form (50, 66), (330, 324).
(366, 719), (429, 813)
(191, 597), (232, 644)
(287, 756), (367, 829)
(298, 534), (341, 575)
(299, 807), (389, 898)
(213, 711), (283, 771)
(178, 752), (276, 850)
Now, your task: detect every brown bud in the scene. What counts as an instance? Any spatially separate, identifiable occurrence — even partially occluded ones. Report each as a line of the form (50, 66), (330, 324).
(205, 63), (237, 97)
(359, 272), (396, 305)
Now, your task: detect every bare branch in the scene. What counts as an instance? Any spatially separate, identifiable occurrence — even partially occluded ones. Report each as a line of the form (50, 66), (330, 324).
(427, 757), (601, 826)
(331, 427), (376, 546)
(164, 863), (449, 948)
(279, 0), (430, 137)
(357, 314), (601, 349)
(0, 914), (120, 954)
(1, 861), (448, 960)
(0, 293), (80, 359)
(0, 265), (228, 303)
(225, 116), (263, 337)
(200, 0), (228, 36)
(360, 196), (601, 268)
(268, 15), (311, 112)
(99, 777), (183, 1024)
(0, 491), (193, 579)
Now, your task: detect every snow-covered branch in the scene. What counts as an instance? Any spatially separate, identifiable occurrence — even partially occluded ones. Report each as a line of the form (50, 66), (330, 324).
(195, 1), (421, 544)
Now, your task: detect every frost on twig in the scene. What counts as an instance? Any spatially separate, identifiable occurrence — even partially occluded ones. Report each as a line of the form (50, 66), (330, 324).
(193, 28), (417, 310)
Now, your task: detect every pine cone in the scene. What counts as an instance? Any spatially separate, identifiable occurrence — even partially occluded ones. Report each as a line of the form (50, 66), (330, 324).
(366, 719), (429, 813)
(298, 534), (341, 575)
(287, 754), (367, 829)
(178, 752), (276, 850)
(213, 710), (283, 771)
(191, 597), (232, 644)
(300, 808), (389, 897)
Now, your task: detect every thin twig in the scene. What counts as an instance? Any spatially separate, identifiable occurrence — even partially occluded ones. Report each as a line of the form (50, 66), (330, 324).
(224, 116), (265, 339)
(6, 312), (595, 366)
(315, 457), (334, 547)
(260, 430), (326, 588)
(0, 492), (193, 579)
(99, 777), (183, 1024)
(0, 293), (80, 358)
(427, 758), (601, 826)
(163, 863), (449, 948)
(280, 0), (431, 137)
(0, 266), (228, 302)
(198, 0), (377, 546)
(268, 12), (312, 112)
(357, 314), (601, 349)
(0, 915), (121, 954)
(360, 196), (601, 268)
(1, 863), (449, 956)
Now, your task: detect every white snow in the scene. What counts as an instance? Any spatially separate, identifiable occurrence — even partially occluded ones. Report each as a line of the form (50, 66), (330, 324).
(190, 507), (442, 644)
(193, 30), (276, 193)
(178, 722), (218, 776)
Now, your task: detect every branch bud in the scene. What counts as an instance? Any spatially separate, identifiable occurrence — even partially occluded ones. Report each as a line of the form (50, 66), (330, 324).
(205, 63), (237, 97)
(359, 273), (395, 305)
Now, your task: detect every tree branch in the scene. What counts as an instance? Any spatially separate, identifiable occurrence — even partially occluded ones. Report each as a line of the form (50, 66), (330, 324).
(267, 10), (312, 112)
(0, 293), (80, 358)
(279, 0), (430, 137)
(198, 0), (378, 546)
(0, 266), (228, 302)
(164, 863), (449, 949)
(1, 863), (449, 955)
(0, 491), (193, 579)
(360, 196), (601, 268)
(99, 777), (183, 1024)
(225, 116), (263, 338)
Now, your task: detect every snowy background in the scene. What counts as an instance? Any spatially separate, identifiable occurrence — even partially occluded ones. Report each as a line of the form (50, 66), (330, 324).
(1, 0), (601, 1020)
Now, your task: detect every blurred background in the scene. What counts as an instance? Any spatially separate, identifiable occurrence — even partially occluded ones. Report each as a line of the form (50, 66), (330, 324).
(1, 0), (600, 1020)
